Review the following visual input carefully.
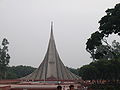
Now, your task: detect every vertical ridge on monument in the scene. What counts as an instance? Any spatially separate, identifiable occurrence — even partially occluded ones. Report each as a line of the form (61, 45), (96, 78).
(21, 22), (81, 81)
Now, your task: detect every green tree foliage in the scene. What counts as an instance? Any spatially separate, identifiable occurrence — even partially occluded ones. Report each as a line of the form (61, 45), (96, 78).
(6, 65), (36, 79)
(78, 59), (120, 84)
(86, 3), (120, 60)
(83, 3), (120, 89)
(86, 31), (104, 60)
(99, 3), (120, 36)
(79, 65), (98, 81)
(95, 41), (120, 60)
(0, 38), (10, 79)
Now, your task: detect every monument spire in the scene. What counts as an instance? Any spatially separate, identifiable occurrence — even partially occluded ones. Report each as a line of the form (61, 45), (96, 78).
(21, 22), (80, 81)
(51, 21), (53, 32)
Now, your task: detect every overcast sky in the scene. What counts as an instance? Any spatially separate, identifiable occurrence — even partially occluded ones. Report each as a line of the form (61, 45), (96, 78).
(0, 0), (119, 68)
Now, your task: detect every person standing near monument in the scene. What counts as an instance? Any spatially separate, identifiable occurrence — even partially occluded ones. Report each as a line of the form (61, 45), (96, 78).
(69, 85), (74, 90)
(57, 85), (62, 90)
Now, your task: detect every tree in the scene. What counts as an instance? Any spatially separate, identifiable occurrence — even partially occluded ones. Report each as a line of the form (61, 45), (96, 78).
(86, 3), (120, 61)
(78, 59), (120, 84)
(90, 60), (110, 82)
(86, 31), (104, 60)
(6, 65), (36, 79)
(79, 65), (98, 81)
(99, 3), (120, 36)
(0, 38), (10, 79)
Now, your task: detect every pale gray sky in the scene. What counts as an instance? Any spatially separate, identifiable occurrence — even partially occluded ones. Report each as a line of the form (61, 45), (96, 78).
(0, 0), (119, 68)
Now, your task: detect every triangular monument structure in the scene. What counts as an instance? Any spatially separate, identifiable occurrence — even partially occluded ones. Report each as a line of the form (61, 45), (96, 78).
(21, 22), (80, 81)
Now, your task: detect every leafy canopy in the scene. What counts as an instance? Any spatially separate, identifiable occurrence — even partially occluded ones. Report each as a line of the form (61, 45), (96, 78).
(0, 38), (10, 79)
(86, 3), (120, 60)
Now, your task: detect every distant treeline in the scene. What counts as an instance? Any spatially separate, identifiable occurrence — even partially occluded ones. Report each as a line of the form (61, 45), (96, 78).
(6, 65), (36, 79)
(5, 65), (79, 79)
